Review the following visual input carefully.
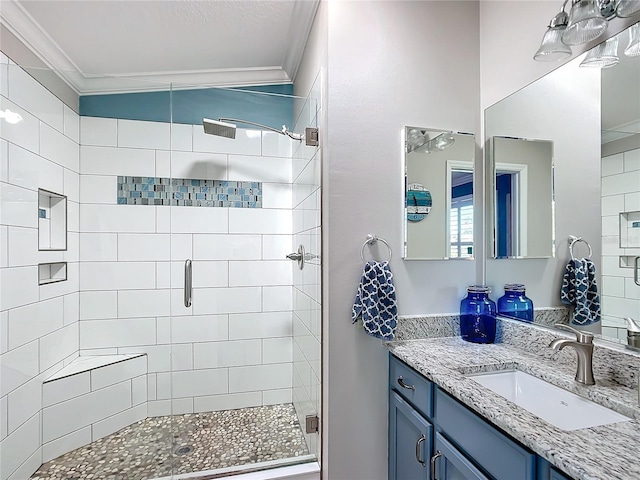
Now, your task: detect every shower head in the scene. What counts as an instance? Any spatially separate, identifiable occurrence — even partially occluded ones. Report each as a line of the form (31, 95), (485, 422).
(203, 118), (237, 139)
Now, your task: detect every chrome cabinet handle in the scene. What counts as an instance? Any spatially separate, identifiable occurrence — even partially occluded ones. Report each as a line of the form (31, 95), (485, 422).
(184, 259), (192, 307)
(397, 376), (415, 391)
(430, 451), (441, 480)
(415, 434), (426, 467)
(635, 256), (640, 287)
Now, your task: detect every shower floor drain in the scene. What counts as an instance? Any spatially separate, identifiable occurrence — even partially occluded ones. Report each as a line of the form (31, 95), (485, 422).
(174, 445), (194, 456)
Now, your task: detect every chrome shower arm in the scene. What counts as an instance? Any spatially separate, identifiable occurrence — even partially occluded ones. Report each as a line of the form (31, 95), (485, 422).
(218, 118), (303, 141)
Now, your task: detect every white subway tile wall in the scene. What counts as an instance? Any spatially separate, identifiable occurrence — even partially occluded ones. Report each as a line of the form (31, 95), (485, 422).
(0, 61), (81, 480)
(0, 56), (316, 478)
(78, 114), (296, 425)
(601, 148), (640, 331)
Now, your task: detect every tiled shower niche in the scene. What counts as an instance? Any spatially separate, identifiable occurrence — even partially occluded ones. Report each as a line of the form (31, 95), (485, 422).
(38, 189), (67, 250)
(117, 177), (263, 207)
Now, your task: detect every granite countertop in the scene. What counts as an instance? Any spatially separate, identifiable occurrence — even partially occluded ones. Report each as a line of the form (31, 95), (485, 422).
(387, 337), (640, 480)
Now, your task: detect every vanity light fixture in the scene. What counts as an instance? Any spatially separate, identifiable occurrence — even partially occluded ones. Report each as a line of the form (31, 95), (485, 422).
(429, 132), (455, 152)
(616, 0), (640, 17)
(562, 0), (608, 45)
(534, 0), (640, 62)
(534, 9), (573, 61)
(624, 22), (640, 55)
(406, 130), (455, 154)
(580, 35), (620, 66)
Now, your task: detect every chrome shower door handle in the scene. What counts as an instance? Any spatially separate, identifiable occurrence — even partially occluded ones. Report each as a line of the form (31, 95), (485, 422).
(635, 256), (640, 287)
(184, 259), (192, 307)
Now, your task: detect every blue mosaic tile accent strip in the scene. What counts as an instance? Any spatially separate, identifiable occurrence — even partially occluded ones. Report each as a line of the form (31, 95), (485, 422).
(117, 177), (262, 207)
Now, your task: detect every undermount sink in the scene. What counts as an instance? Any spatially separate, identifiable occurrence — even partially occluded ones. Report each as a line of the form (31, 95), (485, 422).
(466, 370), (631, 431)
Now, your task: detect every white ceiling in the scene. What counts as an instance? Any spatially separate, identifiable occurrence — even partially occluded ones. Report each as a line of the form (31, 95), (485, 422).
(0, 0), (318, 94)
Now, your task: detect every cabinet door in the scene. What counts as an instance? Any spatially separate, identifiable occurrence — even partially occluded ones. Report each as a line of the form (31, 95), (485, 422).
(389, 391), (433, 480)
(550, 468), (572, 480)
(433, 432), (490, 480)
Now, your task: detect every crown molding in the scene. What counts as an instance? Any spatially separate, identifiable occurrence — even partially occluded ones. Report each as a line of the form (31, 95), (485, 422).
(57, 66), (292, 95)
(283, 0), (319, 83)
(0, 0), (81, 93)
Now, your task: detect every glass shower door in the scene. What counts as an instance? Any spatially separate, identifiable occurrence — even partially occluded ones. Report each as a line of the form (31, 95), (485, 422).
(291, 86), (322, 461)
(167, 84), (320, 477)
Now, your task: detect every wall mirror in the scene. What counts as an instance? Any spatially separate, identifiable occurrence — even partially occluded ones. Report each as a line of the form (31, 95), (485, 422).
(485, 21), (640, 346)
(402, 127), (475, 260)
(489, 136), (554, 259)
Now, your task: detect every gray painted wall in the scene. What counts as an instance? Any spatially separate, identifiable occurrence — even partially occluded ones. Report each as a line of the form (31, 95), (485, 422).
(324, 2), (480, 479)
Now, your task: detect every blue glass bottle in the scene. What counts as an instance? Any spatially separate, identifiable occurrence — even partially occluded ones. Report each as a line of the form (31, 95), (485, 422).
(460, 285), (497, 344)
(497, 284), (534, 322)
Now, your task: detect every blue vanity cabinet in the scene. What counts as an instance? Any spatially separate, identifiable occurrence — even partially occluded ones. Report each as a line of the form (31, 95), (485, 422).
(433, 432), (490, 480)
(389, 355), (435, 480)
(389, 391), (433, 480)
(389, 354), (563, 480)
(435, 388), (536, 480)
(550, 468), (572, 480)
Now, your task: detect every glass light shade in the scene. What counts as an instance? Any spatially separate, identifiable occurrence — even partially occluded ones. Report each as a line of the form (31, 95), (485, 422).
(616, 0), (640, 18)
(624, 23), (640, 56)
(580, 36), (619, 68)
(406, 129), (426, 152)
(432, 132), (455, 150)
(562, 0), (608, 45)
(534, 27), (573, 61)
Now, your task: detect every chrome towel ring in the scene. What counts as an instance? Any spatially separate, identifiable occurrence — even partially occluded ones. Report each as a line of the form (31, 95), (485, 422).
(360, 234), (392, 262)
(568, 235), (592, 260)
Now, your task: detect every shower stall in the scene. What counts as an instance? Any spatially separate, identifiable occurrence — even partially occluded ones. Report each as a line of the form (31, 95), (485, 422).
(0, 58), (322, 480)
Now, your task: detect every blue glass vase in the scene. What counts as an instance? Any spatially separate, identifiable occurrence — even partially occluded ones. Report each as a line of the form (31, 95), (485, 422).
(497, 284), (534, 322)
(460, 285), (497, 344)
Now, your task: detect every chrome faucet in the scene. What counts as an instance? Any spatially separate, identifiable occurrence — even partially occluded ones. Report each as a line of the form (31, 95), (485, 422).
(549, 324), (595, 386)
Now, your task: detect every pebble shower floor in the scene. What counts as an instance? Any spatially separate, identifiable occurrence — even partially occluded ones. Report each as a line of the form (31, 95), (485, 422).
(31, 404), (309, 480)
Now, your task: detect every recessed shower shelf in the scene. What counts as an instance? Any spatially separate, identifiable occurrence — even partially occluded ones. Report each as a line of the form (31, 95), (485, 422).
(39, 262), (67, 285)
(620, 211), (640, 249)
(38, 188), (67, 251)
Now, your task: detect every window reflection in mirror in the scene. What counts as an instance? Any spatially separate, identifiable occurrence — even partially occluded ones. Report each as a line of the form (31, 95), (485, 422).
(490, 137), (554, 259)
(402, 127), (475, 260)
(450, 169), (474, 258)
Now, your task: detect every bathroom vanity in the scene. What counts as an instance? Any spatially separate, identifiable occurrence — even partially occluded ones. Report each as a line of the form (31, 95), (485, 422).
(387, 319), (640, 480)
(389, 355), (542, 480)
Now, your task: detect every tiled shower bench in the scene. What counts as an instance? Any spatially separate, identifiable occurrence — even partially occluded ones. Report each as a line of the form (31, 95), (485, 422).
(41, 354), (148, 462)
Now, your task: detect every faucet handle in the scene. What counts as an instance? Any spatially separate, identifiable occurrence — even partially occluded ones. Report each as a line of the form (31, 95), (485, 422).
(554, 323), (594, 344)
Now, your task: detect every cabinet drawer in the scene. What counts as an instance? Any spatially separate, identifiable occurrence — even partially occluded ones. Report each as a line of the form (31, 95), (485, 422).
(390, 355), (434, 419)
(435, 388), (536, 480)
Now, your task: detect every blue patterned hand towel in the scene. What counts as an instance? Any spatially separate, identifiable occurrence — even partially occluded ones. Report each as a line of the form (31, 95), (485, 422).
(560, 258), (601, 325)
(352, 261), (398, 341)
